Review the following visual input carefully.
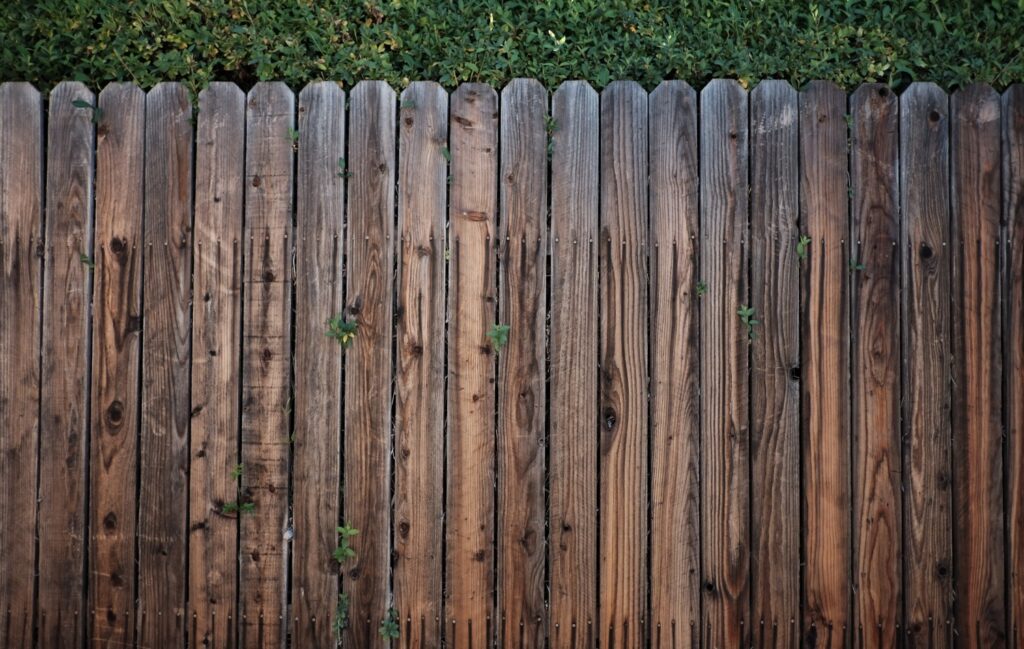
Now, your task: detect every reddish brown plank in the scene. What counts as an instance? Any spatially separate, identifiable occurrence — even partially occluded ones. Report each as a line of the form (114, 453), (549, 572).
(291, 81), (345, 648)
(699, 78), (750, 649)
(951, 83), (1006, 648)
(548, 80), (599, 649)
(38, 81), (95, 649)
(749, 79), (800, 648)
(799, 80), (851, 649)
(189, 81), (245, 649)
(394, 80), (448, 649)
(137, 82), (193, 647)
(900, 82), (953, 647)
(343, 80), (395, 648)
(0, 82), (43, 649)
(240, 82), (294, 649)
(648, 80), (700, 648)
(89, 82), (144, 648)
(446, 82), (499, 649)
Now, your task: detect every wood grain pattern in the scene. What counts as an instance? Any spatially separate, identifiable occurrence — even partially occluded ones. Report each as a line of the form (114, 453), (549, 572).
(497, 78), (548, 649)
(0, 82), (43, 649)
(849, 83), (901, 648)
(38, 81), (95, 649)
(799, 80), (851, 649)
(343, 80), (395, 649)
(950, 83), (1006, 649)
(699, 78), (750, 649)
(749, 79), (800, 648)
(240, 82), (293, 649)
(137, 82), (193, 648)
(648, 80), (700, 648)
(446, 83), (499, 649)
(89, 82), (144, 649)
(291, 81), (345, 649)
(189, 81), (245, 649)
(899, 82), (953, 648)
(548, 80), (599, 649)
(394, 80), (448, 649)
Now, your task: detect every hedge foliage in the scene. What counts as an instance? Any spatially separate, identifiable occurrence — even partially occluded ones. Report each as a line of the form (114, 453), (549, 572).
(2, 0), (1022, 93)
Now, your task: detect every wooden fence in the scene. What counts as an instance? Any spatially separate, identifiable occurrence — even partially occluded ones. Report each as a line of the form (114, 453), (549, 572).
(0, 78), (1022, 649)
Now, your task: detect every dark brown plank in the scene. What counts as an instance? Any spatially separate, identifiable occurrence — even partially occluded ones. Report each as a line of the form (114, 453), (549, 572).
(189, 81), (245, 649)
(749, 79), (800, 648)
(240, 82), (293, 649)
(900, 82), (953, 647)
(648, 80), (700, 647)
(951, 83), (1006, 648)
(291, 81), (344, 648)
(38, 81), (94, 649)
(849, 83), (901, 648)
(0, 82), (43, 649)
(1005, 82), (1024, 649)
(394, 80), (447, 649)
(343, 80), (395, 648)
(89, 82), (144, 648)
(699, 78), (750, 649)
(496, 78), (548, 649)
(137, 82), (193, 647)
(548, 80), (599, 649)
(446, 82), (499, 649)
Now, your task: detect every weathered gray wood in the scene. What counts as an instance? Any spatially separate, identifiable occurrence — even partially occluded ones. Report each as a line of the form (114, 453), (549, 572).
(548, 80), (599, 649)
(648, 80), (700, 647)
(0, 82), (43, 649)
(189, 81), (245, 649)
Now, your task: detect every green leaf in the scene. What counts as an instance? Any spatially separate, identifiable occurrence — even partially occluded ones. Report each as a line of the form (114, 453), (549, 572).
(486, 323), (510, 352)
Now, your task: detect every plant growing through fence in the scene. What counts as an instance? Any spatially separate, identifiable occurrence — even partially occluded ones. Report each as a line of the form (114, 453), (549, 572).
(333, 593), (350, 639)
(797, 234), (811, 262)
(379, 607), (400, 639)
(79, 253), (95, 269)
(738, 304), (759, 340)
(222, 500), (255, 515)
(230, 463), (244, 480)
(850, 258), (865, 272)
(695, 281), (707, 297)
(71, 99), (103, 124)
(337, 157), (351, 178)
(333, 523), (359, 565)
(486, 323), (510, 352)
(288, 126), (300, 150)
(546, 115), (559, 158)
(326, 313), (358, 348)
(440, 146), (451, 162)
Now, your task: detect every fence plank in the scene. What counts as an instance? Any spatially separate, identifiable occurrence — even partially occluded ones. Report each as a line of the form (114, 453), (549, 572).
(446, 82), (499, 649)
(241, 81), (294, 648)
(850, 83), (901, 648)
(89, 82), (144, 649)
(38, 81), (94, 649)
(900, 82), (953, 647)
(549, 80), (599, 649)
(137, 82), (193, 647)
(799, 80), (851, 649)
(189, 81), (245, 649)
(750, 79), (800, 648)
(343, 80), (396, 648)
(699, 78), (750, 649)
(1005, 82), (1024, 649)
(648, 80), (700, 648)
(291, 81), (345, 648)
(0, 82), (43, 649)
(598, 80), (648, 649)
(394, 80), (448, 649)
(496, 78), (548, 649)
(951, 83), (1006, 648)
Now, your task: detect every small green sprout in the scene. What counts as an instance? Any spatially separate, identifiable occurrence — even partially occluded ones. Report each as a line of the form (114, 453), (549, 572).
(333, 593), (350, 637)
(440, 146), (451, 162)
(222, 501), (255, 515)
(79, 253), (95, 269)
(72, 98), (103, 124)
(326, 314), (358, 348)
(850, 258), (865, 272)
(337, 157), (351, 178)
(797, 234), (812, 261)
(401, 98), (417, 109)
(737, 305), (759, 340)
(333, 523), (359, 564)
(695, 281), (707, 297)
(230, 463), (244, 480)
(486, 323), (510, 352)
(379, 607), (400, 639)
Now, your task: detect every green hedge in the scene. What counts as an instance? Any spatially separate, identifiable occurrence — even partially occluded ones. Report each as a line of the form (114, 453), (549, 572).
(2, 0), (1022, 93)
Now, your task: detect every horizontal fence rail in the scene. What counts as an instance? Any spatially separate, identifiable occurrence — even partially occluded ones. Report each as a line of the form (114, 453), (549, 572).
(0, 78), (1022, 649)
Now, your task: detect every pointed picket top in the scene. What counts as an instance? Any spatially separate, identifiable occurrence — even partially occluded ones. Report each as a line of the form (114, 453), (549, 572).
(953, 82), (1001, 126)
(199, 81), (245, 109)
(351, 79), (397, 106)
(400, 79), (446, 110)
(751, 79), (798, 135)
(650, 79), (696, 104)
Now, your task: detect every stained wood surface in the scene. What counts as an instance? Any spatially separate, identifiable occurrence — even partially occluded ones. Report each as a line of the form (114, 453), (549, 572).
(496, 78), (548, 649)
(749, 79), (800, 648)
(240, 82), (294, 648)
(446, 82), (499, 649)
(648, 80), (700, 648)
(38, 81), (94, 649)
(799, 80), (851, 649)
(394, 80), (448, 649)
(343, 80), (395, 649)
(951, 83), (1006, 648)
(0, 82), (43, 649)
(548, 80), (599, 649)
(189, 81), (245, 649)
(699, 78), (750, 649)
(899, 82), (953, 647)
(89, 82), (144, 649)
